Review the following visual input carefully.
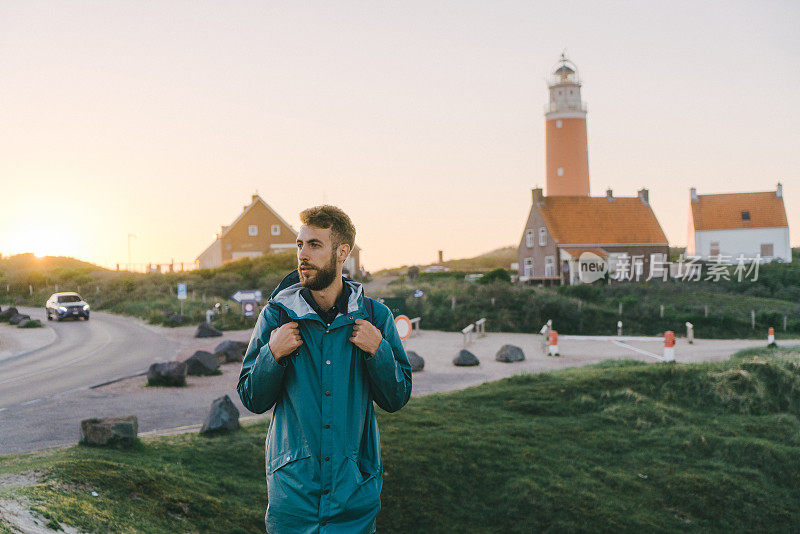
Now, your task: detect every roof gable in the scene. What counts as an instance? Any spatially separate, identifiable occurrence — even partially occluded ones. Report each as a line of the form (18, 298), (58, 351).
(691, 191), (788, 231)
(538, 196), (668, 245)
(220, 196), (298, 240)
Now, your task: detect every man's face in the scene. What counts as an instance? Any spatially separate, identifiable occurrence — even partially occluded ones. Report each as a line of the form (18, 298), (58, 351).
(297, 225), (340, 290)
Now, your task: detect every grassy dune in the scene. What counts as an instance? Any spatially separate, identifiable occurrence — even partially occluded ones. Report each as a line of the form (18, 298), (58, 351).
(2, 346), (800, 532)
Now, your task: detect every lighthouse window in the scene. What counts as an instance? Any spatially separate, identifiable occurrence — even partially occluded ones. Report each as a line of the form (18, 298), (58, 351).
(557, 167), (564, 177)
(556, 120), (562, 128)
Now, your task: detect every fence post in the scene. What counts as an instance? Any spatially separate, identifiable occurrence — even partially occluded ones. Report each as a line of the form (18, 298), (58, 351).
(751, 310), (755, 329)
(704, 305), (708, 317)
(577, 299), (582, 312)
(660, 304), (664, 318)
(451, 296), (456, 311)
(686, 322), (694, 344)
(784, 315), (788, 331)
(617, 321), (623, 336)
(29, 284), (33, 295)
(618, 302), (622, 315)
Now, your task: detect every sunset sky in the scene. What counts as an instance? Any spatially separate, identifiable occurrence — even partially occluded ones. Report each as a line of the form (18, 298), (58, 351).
(1, 1), (798, 270)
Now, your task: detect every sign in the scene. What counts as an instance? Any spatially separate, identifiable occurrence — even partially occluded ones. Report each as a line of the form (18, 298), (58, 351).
(394, 315), (412, 341)
(413, 289), (424, 298)
(177, 283), (187, 300)
(243, 301), (257, 317)
(232, 289), (262, 303)
(376, 297), (406, 317)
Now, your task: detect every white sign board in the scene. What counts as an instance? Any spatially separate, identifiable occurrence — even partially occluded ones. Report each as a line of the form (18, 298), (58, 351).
(232, 290), (262, 303)
(177, 283), (187, 300)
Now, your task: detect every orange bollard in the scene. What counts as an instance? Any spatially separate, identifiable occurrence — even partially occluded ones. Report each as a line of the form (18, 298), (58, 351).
(663, 330), (675, 362)
(548, 330), (559, 356)
(768, 327), (775, 346)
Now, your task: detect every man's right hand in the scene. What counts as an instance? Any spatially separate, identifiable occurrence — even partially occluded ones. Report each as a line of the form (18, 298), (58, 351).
(268, 322), (303, 363)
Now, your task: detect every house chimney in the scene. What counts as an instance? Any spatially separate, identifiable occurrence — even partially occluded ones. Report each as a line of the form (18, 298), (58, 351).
(690, 187), (698, 202)
(637, 188), (649, 205)
(532, 187), (544, 204)
(777, 182), (783, 198)
(606, 188), (614, 201)
(252, 194), (259, 202)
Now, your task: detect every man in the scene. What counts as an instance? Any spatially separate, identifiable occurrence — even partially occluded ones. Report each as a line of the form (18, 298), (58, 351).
(238, 205), (412, 533)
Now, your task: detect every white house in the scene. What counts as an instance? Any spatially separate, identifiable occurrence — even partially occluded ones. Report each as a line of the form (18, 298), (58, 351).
(687, 184), (790, 262)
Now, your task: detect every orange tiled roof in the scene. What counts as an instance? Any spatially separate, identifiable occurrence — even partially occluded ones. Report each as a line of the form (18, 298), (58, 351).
(561, 248), (608, 257)
(539, 196), (668, 245)
(691, 191), (787, 231)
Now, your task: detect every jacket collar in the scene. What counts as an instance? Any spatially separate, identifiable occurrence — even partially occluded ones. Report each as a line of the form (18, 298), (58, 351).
(270, 278), (367, 326)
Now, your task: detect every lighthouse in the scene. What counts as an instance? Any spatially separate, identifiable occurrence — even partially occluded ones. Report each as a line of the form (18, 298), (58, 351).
(545, 53), (590, 197)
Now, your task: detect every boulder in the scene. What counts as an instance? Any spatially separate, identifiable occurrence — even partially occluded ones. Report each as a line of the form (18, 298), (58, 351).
(495, 344), (525, 363)
(147, 361), (187, 387)
(80, 416), (138, 448)
(407, 351), (425, 372)
(9, 313), (30, 326)
(184, 350), (220, 376)
(18, 319), (43, 329)
(200, 395), (240, 435)
(195, 322), (223, 338)
(453, 349), (480, 367)
(0, 307), (19, 321)
(214, 340), (248, 363)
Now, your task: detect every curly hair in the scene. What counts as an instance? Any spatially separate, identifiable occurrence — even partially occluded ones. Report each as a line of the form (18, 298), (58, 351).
(299, 205), (356, 250)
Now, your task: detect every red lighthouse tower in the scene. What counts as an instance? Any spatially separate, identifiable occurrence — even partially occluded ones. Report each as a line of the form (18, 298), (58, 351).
(545, 53), (590, 197)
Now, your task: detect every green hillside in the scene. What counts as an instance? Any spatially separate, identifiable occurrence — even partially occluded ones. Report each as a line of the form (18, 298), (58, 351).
(1, 346), (799, 532)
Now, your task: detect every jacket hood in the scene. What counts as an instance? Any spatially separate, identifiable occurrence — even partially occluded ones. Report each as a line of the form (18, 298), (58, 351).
(270, 278), (364, 321)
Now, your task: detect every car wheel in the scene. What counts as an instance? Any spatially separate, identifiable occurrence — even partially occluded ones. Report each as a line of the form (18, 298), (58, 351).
(46, 309), (52, 321)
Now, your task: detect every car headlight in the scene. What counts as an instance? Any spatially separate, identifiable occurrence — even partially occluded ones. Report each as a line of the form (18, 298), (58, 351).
(83, 305), (90, 311)
(58, 306), (67, 312)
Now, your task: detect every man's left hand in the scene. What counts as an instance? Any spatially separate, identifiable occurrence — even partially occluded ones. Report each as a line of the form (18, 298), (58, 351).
(350, 319), (383, 356)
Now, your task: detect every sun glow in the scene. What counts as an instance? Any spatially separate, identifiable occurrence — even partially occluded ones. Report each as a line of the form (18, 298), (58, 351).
(3, 224), (85, 260)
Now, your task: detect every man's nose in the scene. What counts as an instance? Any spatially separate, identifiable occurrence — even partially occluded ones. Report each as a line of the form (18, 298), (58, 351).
(298, 244), (309, 261)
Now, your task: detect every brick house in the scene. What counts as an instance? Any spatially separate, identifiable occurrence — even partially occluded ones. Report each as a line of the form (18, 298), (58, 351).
(517, 188), (669, 284)
(197, 195), (361, 274)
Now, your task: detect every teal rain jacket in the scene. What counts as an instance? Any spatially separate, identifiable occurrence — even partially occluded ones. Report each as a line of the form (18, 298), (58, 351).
(237, 279), (413, 533)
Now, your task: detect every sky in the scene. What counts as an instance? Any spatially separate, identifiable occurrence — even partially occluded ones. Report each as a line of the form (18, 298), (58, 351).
(1, 1), (798, 270)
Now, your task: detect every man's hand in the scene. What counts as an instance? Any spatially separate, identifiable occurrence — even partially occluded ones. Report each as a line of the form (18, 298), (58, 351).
(350, 319), (383, 356)
(268, 322), (303, 363)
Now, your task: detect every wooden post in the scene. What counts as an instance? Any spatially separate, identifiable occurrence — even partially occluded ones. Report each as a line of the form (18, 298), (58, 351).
(618, 302), (622, 315)
(751, 310), (755, 329)
(704, 305), (708, 317)
(660, 304), (664, 318)
(55, 283), (58, 292)
(451, 296), (456, 311)
(29, 284), (33, 295)
(784, 315), (788, 332)
(577, 299), (582, 312)
(491, 297), (495, 306)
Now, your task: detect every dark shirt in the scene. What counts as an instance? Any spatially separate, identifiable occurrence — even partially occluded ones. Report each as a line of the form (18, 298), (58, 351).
(300, 279), (351, 325)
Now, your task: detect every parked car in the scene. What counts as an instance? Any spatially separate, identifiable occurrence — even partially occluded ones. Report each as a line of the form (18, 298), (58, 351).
(45, 292), (90, 321)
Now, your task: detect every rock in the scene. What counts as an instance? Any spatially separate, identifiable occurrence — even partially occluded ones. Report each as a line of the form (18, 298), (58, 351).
(80, 416), (138, 447)
(495, 344), (525, 363)
(147, 361), (187, 387)
(453, 349), (480, 367)
(214, 340), (248, 363)
(200, 395), (240, 435)
(0, 307), (19, 321)
(407, 351), (425, 372)
(183, 350), (220, 376)
(195, 322), (223, 338)
(9, 313), (30, 326)
(18, 319), (43, 329)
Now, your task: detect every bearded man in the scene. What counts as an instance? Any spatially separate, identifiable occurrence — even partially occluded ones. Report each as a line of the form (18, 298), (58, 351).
(238, 205), (412, 533)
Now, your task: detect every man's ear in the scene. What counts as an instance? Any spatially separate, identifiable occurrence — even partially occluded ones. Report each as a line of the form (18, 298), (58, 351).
(338, 244), (351, 263)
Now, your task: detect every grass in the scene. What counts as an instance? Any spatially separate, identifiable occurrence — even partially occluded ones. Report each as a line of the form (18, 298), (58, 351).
(2, 346), (800, 532)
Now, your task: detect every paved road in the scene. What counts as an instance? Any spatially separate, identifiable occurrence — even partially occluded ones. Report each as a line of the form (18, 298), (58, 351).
(0, 307), (175, 409)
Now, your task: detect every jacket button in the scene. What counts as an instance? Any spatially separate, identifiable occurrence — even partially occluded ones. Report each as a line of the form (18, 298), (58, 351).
(348, 316), (353, 320)
(325, 391), (331, 396)
(324, 424), (330, 429)
(325, 456), (330, 461)
(323, 489), (330, 494)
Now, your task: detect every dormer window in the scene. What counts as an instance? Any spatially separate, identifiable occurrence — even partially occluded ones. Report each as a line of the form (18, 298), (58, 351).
(741, 211), (750, 221)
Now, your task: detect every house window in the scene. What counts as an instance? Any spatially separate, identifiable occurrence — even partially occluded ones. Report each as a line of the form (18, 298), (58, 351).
(709, 241), (720, 257)
(761, 243), (774, 257)
(271, 224), (281, 236)
(741, 211), (750, 221)
(539, 227), (547, 246)
(557, 167), (564, 177)
(545, 256), (555, 277)
(556, 120), (562, 128)
(248, 225), (258, 236)
(525, 229), (535, 248)
(523, 257), (533, 278)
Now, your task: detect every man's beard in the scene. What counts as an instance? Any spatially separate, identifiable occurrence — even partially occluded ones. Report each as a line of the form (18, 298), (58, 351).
(298, 250), (338, 290)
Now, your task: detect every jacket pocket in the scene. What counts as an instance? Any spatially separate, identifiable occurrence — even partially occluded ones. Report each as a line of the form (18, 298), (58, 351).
(268, 444), (312, 474)
(345, 453), (381, 485)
